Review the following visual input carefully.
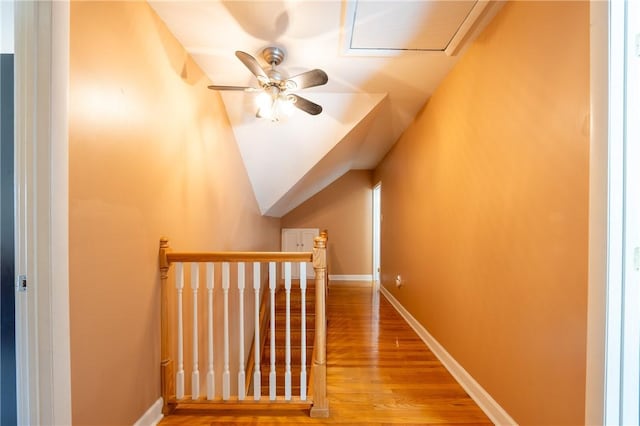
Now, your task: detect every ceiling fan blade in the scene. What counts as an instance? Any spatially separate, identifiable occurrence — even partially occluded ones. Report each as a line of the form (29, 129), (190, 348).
(289, 94), (323, 116)
(235, 51), (268, 82)
(207, 85), (260, 92)
(285, 69), (328, 90)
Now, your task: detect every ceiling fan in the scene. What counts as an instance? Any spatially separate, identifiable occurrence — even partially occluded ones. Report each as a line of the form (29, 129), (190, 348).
(208, 46), (328, 121)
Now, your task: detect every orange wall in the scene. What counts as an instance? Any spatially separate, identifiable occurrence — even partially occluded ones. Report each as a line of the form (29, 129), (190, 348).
(282, 170), (372, 276)
(69, 2), (280, 424)
(373, 2), (589, 425)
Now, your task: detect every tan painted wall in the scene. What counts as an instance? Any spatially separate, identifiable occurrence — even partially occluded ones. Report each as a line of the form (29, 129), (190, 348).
(281, 170), (373, 276)
(373, 2), (589, 425)
(69, 2), (280, 424)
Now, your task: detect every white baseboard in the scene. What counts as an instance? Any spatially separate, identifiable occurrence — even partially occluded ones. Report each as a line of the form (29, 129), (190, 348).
(379, 286), (517, 426)
(133, 397), (163, 426)
(329, 274), (372, 281)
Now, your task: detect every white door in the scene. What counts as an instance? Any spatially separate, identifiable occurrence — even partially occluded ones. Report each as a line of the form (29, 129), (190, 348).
(299, 229), (317, 252)
(282, 229), (300, 252)
(282, 228), (302, 277)
(281, 228), (318, 278)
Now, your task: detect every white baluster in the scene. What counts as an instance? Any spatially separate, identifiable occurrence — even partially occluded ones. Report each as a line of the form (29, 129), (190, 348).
(284, 262), (292, 400)
(253, 262), (261, 400)
(237, 262), (246, 400)
(299, 262), (307, 400)
(191, 263), (200, 400)
(222, 262), (230, 400)
(175, 262), (185, 400)
(269, 262), (276, 400)
(206, 262), (215, 400)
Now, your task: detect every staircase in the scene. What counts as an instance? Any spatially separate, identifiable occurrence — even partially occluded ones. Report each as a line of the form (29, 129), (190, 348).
(260, 279), (315, 398)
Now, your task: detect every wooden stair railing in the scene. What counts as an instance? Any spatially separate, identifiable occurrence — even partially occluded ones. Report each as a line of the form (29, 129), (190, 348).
(158, 236), (328, 417)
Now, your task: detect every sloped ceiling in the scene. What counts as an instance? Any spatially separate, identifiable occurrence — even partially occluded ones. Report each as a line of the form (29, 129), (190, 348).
(148, 0), (503, 217)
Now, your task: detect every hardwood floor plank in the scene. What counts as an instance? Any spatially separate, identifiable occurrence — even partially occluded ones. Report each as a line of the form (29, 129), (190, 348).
(160, 287), (492, 425)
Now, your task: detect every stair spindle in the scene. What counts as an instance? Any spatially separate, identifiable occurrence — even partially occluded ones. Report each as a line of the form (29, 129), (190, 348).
(300, 262), (307, 400)
(222, 262), (230, 400)
(191, 263), (200, 399)
(175, 262), (185, 400)
(269, 262), (276, 400)
(284, 262), (292, 400)
(237, 262), (246, 400)
(206, 262), (215, 400)
(253, 262), (261, 400)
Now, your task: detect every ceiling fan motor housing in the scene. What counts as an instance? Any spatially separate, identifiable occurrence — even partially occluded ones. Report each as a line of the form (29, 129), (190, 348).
(262, 46), (285, 67)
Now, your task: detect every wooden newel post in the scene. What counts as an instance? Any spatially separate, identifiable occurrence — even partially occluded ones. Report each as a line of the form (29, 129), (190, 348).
(159, 238), (175, 415)
(310, 235), (329, 417)
(319, 229), (329, 292)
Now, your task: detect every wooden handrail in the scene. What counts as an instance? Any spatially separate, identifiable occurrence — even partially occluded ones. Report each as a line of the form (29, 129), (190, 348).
(167, 252), (313, 263)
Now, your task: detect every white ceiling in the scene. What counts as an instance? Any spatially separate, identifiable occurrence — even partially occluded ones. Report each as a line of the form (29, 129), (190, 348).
(148, 0), (502, 217)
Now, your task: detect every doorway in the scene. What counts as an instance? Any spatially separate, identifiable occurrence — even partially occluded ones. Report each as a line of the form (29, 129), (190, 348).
(11, 2), (72, 423)
(372, 183), (381, 288)
(603, 0), (640, 423)
(0, 51), (17, 424)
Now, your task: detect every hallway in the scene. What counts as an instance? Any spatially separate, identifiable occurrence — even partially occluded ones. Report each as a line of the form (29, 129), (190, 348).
(160, 286), (491, 425)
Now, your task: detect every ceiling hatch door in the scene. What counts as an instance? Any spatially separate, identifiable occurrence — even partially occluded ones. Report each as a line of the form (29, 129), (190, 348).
(343, 0), (491, 56)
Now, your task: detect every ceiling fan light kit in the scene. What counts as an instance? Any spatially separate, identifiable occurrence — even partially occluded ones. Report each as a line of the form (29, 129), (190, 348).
(208, 46), (328, 122)
(255, 92), (295, 121)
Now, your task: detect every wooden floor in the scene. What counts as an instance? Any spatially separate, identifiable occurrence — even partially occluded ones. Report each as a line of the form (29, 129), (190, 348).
(159, 286), (492, 425)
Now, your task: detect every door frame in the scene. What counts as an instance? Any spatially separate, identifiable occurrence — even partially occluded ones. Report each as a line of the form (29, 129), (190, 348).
(372, 182), (381, 288)
(14, 1), (71, 424)
(601, 0), (640, 423)
(1, 42), (17, 426)
(586, 0), (640, 423)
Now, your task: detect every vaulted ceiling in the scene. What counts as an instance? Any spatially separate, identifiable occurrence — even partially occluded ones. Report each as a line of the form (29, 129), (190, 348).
(148, 0), (502, 217)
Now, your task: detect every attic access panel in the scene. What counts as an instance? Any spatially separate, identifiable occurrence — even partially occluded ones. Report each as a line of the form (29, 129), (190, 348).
(347, 0), (478, 52)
